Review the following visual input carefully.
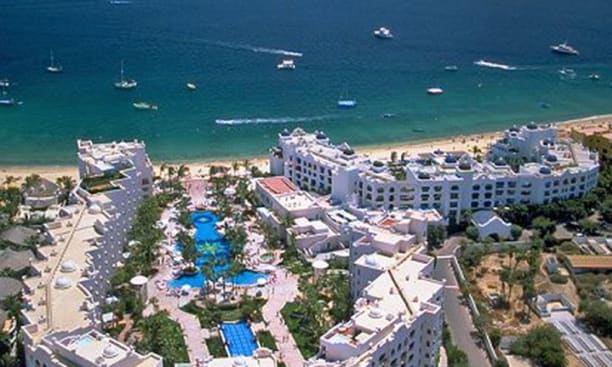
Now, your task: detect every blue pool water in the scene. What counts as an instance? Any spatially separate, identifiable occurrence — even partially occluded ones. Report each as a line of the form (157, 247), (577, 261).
(220, 321), (259, 357)
(169, 211), (267, 288)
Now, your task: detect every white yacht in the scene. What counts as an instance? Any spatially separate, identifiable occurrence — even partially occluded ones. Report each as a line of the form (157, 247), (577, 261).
(186, 82), (197, 91)
(374, 27), (393, 39)
(589, 73), (600, 81)
(277, 59), (296, 70)
(550, 42), (579, 56)
(337, 99), (357, 108)
(133, 101), (158, 110)
(444, 65), (459, 72)
(114, 60), (137, 90)
(0, 79), (11, 88)
(46, 50), (63, 73)
(0, 97), (16, 106)
(427, 87), (444, 95)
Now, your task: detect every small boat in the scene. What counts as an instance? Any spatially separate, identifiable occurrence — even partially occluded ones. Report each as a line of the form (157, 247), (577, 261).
(337, 99), (357, 108)
(444, 65), (459, 72)
(114, 60), (137, 90)
(109, 0), (132, 4)
(382, 113), (396, 119)
(550, 42), (579, 56)
(133, 101), (158, 110)
(373, 27), (393, 40)
(277, 59), (296, 70)
(186, 82), (197, 91)
(540, 102), (551, 109)
(559, 67), (576, 78)
(0, 79), (10, 88)
(427, 87), (444, 95)
(589, 73), (600, 81)
(412, 128), (425, 133)
(46, 50), (63, 73)
(0, 98), (16, 106)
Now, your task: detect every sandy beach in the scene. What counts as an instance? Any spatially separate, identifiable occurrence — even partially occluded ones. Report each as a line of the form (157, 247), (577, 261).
(1, 114), (610, 184)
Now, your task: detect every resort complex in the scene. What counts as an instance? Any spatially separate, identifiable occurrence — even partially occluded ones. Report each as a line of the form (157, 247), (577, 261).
(270, 124), (599, 223)
(0, 118), (610, 367)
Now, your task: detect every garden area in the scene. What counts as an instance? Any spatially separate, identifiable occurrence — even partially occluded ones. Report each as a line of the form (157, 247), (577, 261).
(181, 297), (265, 328)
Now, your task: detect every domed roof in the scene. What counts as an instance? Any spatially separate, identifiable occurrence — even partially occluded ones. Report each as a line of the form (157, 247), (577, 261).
(88, 204), (102, 214)
(417, 172), (431, 179)
(545, 154), (558, 162)
(102, 344), (120, 359)
(130, 275), (148, 286)
(539, 166), (552, 175)
(60, 260), (78, 273)
(54, 277), (73, 289)
(232, 358), (248, 367)
(526, 122), (538, 130)
(280, 128), (291, 136)
(338, 143), (354, 155)
(444, 154), (457, 164)
(434, 149), (444, 155)
(315, 131), (327, 140)
(494, 157), (507, 166)
(312, 260), (329, 270)
(365, 255), (379, 267)
(368, 308), (384, 319)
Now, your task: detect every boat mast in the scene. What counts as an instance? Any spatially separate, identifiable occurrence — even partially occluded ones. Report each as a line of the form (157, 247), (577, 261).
(49, 49), (54, 67)
(120, 60), (125, 82)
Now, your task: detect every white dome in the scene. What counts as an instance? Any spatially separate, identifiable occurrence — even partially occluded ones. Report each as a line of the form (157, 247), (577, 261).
(369, 308), (384, 319)
(88, 204), (102, 214)
(365, 255), (379, 267)
(102, 344), (120, 358)
(128, 240), (141, 247)
(224, 187), (236, 196)
(232, 358), (248, 367)
(60, 260), (78, 273)
(130, 275), (148, 286)
(54, 277), (73, 289)
(312, 260), (329, 270)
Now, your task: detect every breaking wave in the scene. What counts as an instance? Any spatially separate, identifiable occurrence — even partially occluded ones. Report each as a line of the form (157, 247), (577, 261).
(212, 41), (303, 57)
(474, 59), (518, 70)
(215, 115), (333, 125)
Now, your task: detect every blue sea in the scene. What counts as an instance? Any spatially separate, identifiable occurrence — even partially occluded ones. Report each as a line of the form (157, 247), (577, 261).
(1, 0), (612, 165)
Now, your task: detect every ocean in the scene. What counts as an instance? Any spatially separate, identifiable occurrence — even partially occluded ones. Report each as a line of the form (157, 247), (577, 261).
(1, 0), (611, 165)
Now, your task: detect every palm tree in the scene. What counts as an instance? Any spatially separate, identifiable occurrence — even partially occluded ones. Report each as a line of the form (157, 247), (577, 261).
(177, 164), (189, 179)
(231, 161), (240, 174)
(56, 175), (76, 204)
(2, 176), (19, 188)
(22, 174), (42, 190)
(160, 163), (168, 178)
(390, 151), (398, 162)
(242, 159), (251, 171)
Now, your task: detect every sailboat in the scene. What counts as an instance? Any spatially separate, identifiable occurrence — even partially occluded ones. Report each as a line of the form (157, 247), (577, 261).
(114, 60), (137, 90)
(46, 50), (63, 73)
(337, 88), (357, 108)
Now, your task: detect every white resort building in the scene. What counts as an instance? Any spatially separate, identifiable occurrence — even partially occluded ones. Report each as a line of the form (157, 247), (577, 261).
(270, 125), (599, 223)
(20, 140), (160, 367)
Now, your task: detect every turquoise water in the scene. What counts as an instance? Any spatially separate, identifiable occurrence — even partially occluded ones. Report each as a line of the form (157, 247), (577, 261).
(169, 211), (267, 288)
(1, 0), (612, 165)
(220, 321), (259, 357)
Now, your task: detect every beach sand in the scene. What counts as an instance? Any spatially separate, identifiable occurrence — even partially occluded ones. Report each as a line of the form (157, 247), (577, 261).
(1, 114), (610, 184)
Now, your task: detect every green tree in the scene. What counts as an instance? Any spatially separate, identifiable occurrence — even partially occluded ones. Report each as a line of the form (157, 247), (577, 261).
(601, 198), (612, 223)
(577, 218), (598, 235)
(465, 225), (479, 241)
(427, 224), (447, 249)
(56, 175), (76, 204)
(510, 325), (567, 367)
(510, 224), (523, 240)
(579, 300), (612, 338)
(531, 216), (555, 236)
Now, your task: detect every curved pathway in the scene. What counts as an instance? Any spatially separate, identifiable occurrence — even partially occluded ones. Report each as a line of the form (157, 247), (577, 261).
(261, 268), (304, 367)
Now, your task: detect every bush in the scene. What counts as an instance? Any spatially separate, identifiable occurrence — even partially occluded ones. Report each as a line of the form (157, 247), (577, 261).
(256, 330), (278, 351)
(443, 322), (469, 367)
(136, 311), (189, 367)
(549, 273), (568, 284)
(465, 226), (479, 241)
(510, 224), (523, 240)
(206, 336), (228, 358)
(510, 325), (567, 367)
(427, 224), (447, 249)
(579, 300), (612, 338)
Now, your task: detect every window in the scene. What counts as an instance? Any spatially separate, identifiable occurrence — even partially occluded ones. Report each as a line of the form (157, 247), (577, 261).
(451, 185), (459, 191)
(473, 184), (480, 190)
(422, 186), (430, 192)
(471, 201), (478, 208)
(485, 184), (493, 190)
(434, 186), (442, 192)
(450, 193), (459, 199)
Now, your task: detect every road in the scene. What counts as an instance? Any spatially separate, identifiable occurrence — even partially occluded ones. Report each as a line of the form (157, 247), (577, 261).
(434, 237), (491, 367)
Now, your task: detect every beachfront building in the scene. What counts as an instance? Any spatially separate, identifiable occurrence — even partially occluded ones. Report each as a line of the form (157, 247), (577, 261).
(20, 140), (160, 367)
(308, 247), (444, 367)
(270, 125), (599, 223)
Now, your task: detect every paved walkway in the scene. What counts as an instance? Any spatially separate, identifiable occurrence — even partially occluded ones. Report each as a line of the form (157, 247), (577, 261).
(261, 268), (304, 367)
(147, 274), (210, 365)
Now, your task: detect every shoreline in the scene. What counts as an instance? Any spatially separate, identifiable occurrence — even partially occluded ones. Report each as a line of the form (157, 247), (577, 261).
(1, 113), (610, 183)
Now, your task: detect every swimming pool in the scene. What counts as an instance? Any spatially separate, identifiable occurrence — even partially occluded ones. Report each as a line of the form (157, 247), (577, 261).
(220, 321), (259, 357)
(169, 211), (267, 289)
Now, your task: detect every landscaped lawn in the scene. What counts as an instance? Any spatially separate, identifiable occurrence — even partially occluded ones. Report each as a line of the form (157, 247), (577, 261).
(206, 336), (228, 358)
(256, 330), (278, 351)
(280, 302), (319, 358)
(181, 298), (265, 328)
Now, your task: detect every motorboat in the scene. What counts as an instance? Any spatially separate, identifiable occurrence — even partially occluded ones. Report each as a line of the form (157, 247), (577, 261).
(114, 60), (137, 89)
(550, 42), (579, 56)
(589, 73), (600, 81)
(427, 87), (444, 95)
(382, 113), (396, 119)
(0, 79), (10, 88)
(46, 50), (63, 73)
(0, 98), (16, 106)
(277, 59), (296, 70)
(337, 99), (357, 108)
(374, 27), (393, 39)
(186, 82), (197, 90)
(444, 65), (459, 72)
(133, 101), (158, 110)
(559, 67), (576, 78)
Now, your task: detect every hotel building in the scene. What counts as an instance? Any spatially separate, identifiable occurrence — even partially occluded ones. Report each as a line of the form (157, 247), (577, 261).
(270, 125), (599, 223)
(21, 140), (160, 367)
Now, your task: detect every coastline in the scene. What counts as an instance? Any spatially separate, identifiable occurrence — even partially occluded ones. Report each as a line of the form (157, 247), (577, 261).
(2, 113), (610, 183)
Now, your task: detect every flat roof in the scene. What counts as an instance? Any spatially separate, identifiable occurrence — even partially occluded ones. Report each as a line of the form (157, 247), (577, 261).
(259, 176), (297, 195)
(566, 255), (612, 269)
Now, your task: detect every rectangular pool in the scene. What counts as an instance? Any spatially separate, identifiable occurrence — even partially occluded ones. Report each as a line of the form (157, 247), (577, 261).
(220, 321), (259, 357)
